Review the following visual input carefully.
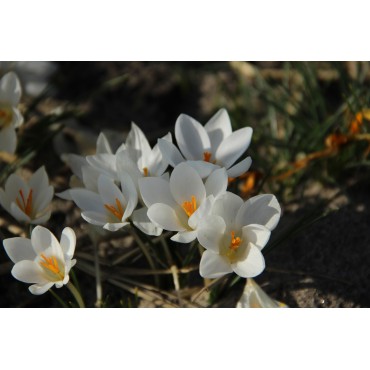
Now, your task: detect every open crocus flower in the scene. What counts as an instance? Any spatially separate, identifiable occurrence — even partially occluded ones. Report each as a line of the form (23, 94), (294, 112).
(236, 278), (287, 308)
(139, 162), (228, 242)
(67, 173), (138, 231)
(0, 166), (54, 224)
(0, 72), (23, 154)
(158, 108), (253, 178)
(197, 192), (281, 278)
(2, 226), (76, 295)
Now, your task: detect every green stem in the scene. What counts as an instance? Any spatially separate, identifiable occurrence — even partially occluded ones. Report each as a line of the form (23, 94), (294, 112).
(49, 289), (68, 308)
(67, 281), (85, 308)
(93, 239), (103, 307)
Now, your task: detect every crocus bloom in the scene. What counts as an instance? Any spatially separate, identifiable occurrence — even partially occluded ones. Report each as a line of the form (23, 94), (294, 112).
(0, 166), (54, 224)
(3, 226), (76, 294)
(158, 108), (252, 178)
(0, 72), (23, 154)
(139, 162), (228, 242)
(197, 192), (281, 278)
(236, 278), (287, 308)
(67, 173), (138, 231)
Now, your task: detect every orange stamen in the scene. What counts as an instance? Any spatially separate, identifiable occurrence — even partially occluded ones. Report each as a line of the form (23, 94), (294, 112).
(15, 189), (33, 217)
(104, 198), (124, 220)
(39, 254), (62, 276)
(229, 231), (241, 251)
(182, 195), (197, 217)
(203, 151), (212, 162)
(143, 167), (149, 176)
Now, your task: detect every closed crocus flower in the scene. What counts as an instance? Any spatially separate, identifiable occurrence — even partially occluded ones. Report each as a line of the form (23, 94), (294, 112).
(158, 108), (252, 178)
(236, 278), (287, 308)
(3, 226), (76, 295)
(0, 72), (23, 154)
(139, 162), (228, 243)
(0, 166), (54, 224)
(197, 192), (281, 279)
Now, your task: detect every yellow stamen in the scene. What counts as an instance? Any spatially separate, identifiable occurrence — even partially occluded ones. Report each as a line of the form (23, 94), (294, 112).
(143, 167), (149, 176)
(15, 189), (33, 217)
(39, 254), (63, 278)
(203, 151), (212, 162)
(229, 231), (241, 251)
(104, 198), (124, 220)
(182, 195), (197, 217)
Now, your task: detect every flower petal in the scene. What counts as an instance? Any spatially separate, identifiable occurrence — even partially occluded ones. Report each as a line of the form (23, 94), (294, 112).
(188, 195), (214, 230)
(0, 72), (22, 105)
(204, 108), (232, 153)
(157, 138), (184, 167)
(0, 126), (17, 154)
(170, 163), (206, 207)
(211, 192), (243, 228)
(10, 202), (31, 223)
(199, 250), (233, 278)
(132, 207), (163, 236)
(215, 127), (253, 169)
(235, 194), (281, 230)
(175, 114), (211, 160)
(31, 225), (61, 257)
(119, 171), (138, 220)
(103, 222), (129, 232)
(81, 211), (107, 226)
(96, 132), (113, 154)
(147, 132), (172, 176)
(205, 167), (228, 198)
(126, 122), (152, 165)
(3, 237), (36, 263)
(86, 154), (117, 179)
(69, 188), (105, 213)
(98, 175), (126, 209)
(196, 214), (226, 253)
(226, 156), (252, 178)
(139, 177), (176, 208)
(31, 210), (51, 225)
(186, 160), (220, 179)
(147, 203), (187, 232)
(242, 224), (271, 250)
(61, 153), (87, 180)
(60, 227), (76, 259)
(232, 245), (265, 278)
(29, 282), (54, 295)
(170, 230), (197, 243)
(12, 260), (46, 284)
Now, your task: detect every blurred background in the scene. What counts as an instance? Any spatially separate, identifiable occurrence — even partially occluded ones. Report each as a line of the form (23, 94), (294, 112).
(1, 61), (370, 307)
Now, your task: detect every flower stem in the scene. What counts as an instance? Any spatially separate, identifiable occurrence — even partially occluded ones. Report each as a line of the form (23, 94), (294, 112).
(93, 239), (103, 307)
(49, 288), (68, 308)
(67, 281), (85, 308)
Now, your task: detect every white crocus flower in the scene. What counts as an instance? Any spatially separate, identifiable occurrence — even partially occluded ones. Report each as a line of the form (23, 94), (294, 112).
(0, 72), (23, 154)
(2, 226), (76, 295)
(158, 108), (252, 178)
(68, 173), (138, 231)
(197, 192), (281, 279)
(0, 166), (54, 224)
(139, 162), (228, 243)
(236, 278), (287, 308)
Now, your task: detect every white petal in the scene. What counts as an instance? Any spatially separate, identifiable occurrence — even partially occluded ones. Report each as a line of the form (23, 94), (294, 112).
(29, 166), (48, 193)
(126, 122), (152, 164)
(119, 171), (138, 220)
(61, 153), (87, 180)
(81, 165), (100, 191)
(29, 282), (54, 295)
(33, 186), (53, 212)
(69, 188), (105, 213)
(199, 250), (233, 278)
(10, 202), (31, 223)
(116, 150), (142, 188)
(3, 237), (36, 263)
(211, 192), (243, 228)
(157, 138), (184, 167)
(4, 173), (27, 200)
(226, 157), (252, 178)
(205, 167), (228, 198)
(12, 260), (46, 284)
(31, 225), (61, 256)
(81, 211), (107, 226)
(186, 160), (220, 179)
(204, 108), (232, 153)
(237, 279), (280, 308)
(147, 203), (187, 232)
(0, 126), (17, 154)
(175, 114), (211, 160)
(96, 132), (113, 154)
(0, 188), (10, 211)
(170, 163), (206, 207)
(235, 194), (281, 230)
(30, 210), (51, 225)
(170, 230), (197, 243)
(215, 127), (253, 169)
(86, 154), (117, 179)
(60, 227), (76, 259)
(232, 245), (265, 278)
(103, 222), (129, 232)
(188, 195), (214, 230)
(196, 215), (225, 253)
(0, 72), (22, 105)
(55, 189), (73, 200)
(147, 132), (172, 176)
(98, 175), (126, 208)
(11, 107), (23, 128)
(132, 207), (163, 236)
(242, 224), (271, 250)
(139, 177), (177, 208)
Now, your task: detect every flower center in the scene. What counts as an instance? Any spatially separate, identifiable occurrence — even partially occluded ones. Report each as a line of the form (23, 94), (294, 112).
(182, 195), (197, 217)
(143, 167), (149, 176)
(203, 151), (213, 162)
(229, 231), (242, 251)
(104, 198), (124, 220)
(16, 189), (33, 217)
(39, 254), (64, 280)
(0, 104), (13, 129)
